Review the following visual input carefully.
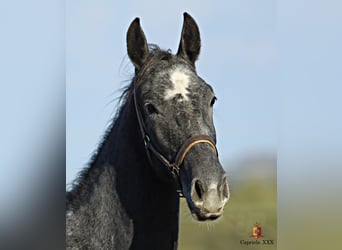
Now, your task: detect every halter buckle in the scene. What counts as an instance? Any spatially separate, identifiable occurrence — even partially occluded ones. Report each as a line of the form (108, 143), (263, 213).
(169, 163), (180, 176)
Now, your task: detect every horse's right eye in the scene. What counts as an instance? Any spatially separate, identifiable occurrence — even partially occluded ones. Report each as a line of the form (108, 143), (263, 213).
(210, 96), (217, 107)
(144, 103), (158, 115)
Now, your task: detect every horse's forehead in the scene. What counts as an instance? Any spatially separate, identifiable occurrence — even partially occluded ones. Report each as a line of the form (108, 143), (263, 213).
(164, 66), (192, 101)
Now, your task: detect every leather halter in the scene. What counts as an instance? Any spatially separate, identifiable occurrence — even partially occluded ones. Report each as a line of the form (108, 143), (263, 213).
(132, 56), (218, 196)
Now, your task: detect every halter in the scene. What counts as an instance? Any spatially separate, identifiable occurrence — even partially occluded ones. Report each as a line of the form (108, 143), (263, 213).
(131, 55), (218, 196)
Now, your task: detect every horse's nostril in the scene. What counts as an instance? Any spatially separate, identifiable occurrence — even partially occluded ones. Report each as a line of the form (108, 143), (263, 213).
(193, 179), (204, 201)
(221, 176), (230, 199)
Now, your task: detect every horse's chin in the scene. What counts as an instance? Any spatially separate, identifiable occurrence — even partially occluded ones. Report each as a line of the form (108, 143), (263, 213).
(186, 199), (223, 222)
(190, 211), (222, 222)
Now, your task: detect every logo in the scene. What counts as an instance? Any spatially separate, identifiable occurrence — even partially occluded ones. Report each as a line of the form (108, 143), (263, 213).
(250, 223), (263, 239)
(239, 223), (275, 246)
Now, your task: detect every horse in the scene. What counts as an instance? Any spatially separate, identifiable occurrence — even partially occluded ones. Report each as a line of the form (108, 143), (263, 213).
(66, 12), (230, 250)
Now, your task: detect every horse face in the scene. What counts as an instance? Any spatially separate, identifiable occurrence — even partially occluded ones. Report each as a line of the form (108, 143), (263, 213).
(127, 13), (230, 221)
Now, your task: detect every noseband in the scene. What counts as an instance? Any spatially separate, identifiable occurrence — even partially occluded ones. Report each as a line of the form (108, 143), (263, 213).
(131, 56), (218, 195)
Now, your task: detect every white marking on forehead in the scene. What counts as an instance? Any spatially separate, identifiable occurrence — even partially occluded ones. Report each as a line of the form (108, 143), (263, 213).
(164, 67), (191, 101)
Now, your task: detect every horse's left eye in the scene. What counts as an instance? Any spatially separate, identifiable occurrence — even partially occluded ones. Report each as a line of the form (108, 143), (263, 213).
(145, 103), (158, 115)
(210, 97), (217, 107)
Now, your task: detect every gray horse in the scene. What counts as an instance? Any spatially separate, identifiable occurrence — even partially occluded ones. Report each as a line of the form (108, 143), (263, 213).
(66, 13), (230, 250)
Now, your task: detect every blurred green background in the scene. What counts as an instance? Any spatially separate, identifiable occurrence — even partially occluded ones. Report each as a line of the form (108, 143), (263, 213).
(178, 155), (277, 250)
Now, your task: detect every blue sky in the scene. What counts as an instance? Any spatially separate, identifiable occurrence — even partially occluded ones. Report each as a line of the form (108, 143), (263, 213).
(66, 0), (277, 185)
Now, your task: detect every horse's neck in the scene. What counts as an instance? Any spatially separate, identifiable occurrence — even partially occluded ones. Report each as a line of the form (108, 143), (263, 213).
(108, 106), (180, 238)
(67, 104), (180, 249)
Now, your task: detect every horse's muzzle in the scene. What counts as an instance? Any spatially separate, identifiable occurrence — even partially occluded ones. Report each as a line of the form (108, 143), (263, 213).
(190, 175), (230, 221)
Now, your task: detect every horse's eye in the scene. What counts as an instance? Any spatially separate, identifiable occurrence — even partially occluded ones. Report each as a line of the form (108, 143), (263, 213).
(144, 103), (158, 115)
(210, 96), (217, 107)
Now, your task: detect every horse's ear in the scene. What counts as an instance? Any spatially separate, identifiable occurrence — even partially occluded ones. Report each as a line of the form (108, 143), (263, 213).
(127, 18), (149, 71)
(177, 12), (201, 66)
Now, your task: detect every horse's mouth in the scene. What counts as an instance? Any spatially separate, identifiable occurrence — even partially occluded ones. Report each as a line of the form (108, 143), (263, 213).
(191, 210), (223, 221)
(188, 203), (224, 222)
